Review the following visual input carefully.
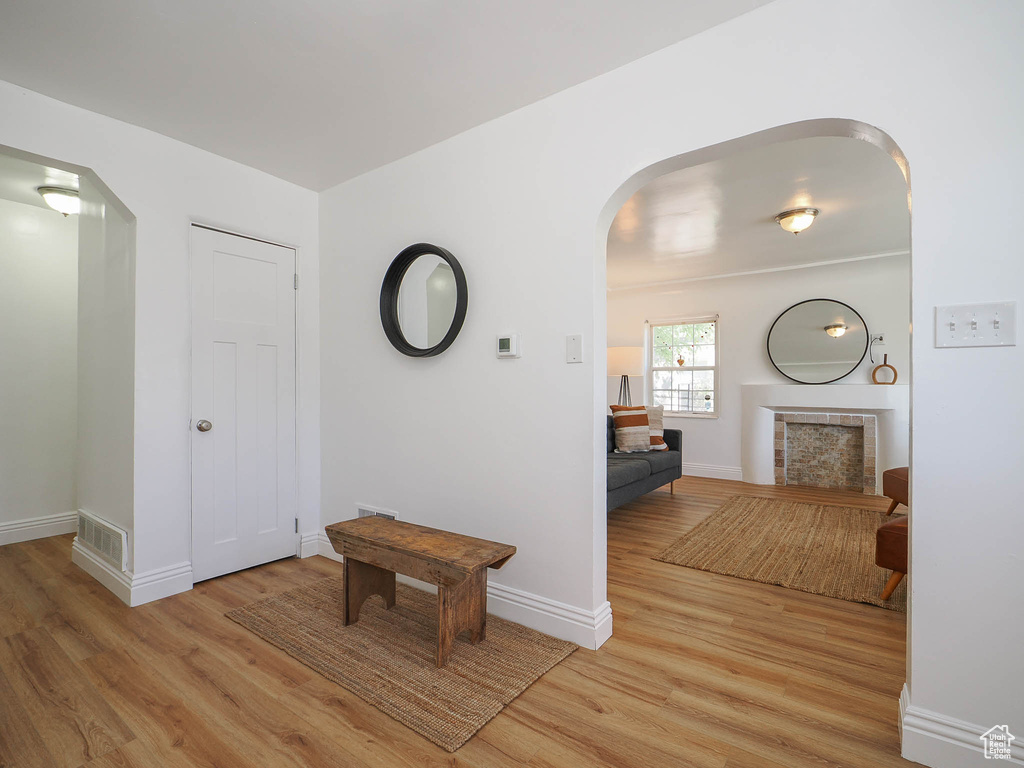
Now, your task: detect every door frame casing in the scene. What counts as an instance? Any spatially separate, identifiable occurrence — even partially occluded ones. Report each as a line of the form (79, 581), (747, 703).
(187, 222), (306, 576)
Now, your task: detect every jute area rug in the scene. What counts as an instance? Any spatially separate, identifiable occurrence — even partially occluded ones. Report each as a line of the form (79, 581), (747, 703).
(654, 495), (907, 612)
(226, 576), (577, 752)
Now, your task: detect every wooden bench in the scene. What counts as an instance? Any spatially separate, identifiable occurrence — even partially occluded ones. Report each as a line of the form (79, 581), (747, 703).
(325, 517), (516, 667)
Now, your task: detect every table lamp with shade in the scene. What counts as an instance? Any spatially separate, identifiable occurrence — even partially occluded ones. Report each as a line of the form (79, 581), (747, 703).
(607, 346), (644, 406)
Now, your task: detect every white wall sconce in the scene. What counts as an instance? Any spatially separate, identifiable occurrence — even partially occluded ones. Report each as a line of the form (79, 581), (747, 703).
(37, 186), (80, 217)
(775, 207), (818, 234)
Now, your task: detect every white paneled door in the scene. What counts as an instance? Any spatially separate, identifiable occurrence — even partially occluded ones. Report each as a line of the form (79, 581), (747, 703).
(190, 226), (298, 582)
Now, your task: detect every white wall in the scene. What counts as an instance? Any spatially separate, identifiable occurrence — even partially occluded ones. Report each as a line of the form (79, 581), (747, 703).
(0, 198), (78, 535)
(319, 1), (1023, 762)
(0, 81), (320, 592)
(76, 175), (135, 550)
(607, 255), (911, 477)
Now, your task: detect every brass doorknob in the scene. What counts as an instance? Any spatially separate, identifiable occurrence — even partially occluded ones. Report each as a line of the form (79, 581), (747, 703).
(196, 420), (213, 432)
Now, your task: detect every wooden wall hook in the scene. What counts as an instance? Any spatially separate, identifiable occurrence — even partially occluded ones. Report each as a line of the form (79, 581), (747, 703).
(872, 353), (898, 385)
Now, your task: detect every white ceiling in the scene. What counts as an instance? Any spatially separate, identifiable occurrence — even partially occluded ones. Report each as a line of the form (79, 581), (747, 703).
(0, 0), (770, 191)
(607, 136), (910, 291)
(0, 153), (79, 211)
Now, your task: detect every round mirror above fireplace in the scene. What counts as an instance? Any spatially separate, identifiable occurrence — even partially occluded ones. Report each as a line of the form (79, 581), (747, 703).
(767, 299), (869, 384)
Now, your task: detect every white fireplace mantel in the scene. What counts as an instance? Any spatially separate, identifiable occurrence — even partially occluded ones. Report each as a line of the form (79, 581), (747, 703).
(741, 383), (910, 486)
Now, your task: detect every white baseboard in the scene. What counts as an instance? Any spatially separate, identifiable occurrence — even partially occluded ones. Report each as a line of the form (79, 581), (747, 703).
(900, 684), (1024, 766)
(130, 562), (193, 606)
(73, 539), (132, 603)
(313, 532), (611, 649)
(487, 581), (613, 650)
(0, 510), (77, 546)
(683, 462), (743, 481)
(299, 530), (322, 558)
(72, 538), (193, 607)
(315, 531), (343, 562)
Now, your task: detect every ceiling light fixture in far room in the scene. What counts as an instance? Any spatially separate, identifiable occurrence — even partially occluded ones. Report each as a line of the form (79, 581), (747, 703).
(37, 186), (80, 217)
(775, 207), (819, 234)
(825, 323), (848, 338)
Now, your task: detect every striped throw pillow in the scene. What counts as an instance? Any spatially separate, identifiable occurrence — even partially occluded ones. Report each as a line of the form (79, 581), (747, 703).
(610, 406), (651, 453)
(647, 405), (669, 451)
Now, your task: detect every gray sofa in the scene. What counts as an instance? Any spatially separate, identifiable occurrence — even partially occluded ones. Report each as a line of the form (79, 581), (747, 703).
(607, 415), (683, 511)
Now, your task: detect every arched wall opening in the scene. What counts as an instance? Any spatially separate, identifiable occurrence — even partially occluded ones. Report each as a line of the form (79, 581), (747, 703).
(0, 142), (137, 578)
(592, 116), (912, 668)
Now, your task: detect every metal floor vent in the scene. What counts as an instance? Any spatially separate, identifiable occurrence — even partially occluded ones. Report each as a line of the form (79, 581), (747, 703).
(77, 511), (128, 572)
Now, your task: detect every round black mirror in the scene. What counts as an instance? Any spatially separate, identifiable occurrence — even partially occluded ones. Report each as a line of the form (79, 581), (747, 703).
(380, 243), (468, 357)
(767, 298), (869, 384)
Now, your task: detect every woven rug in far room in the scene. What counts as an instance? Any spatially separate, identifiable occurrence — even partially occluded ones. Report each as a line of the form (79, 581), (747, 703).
(654, 495), (906, 612)
(226, 576), (577, 752)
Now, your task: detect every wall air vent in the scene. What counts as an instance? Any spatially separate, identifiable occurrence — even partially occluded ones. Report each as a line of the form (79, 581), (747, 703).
(77, 510), (128, 572)
(356, 505), (398, 521)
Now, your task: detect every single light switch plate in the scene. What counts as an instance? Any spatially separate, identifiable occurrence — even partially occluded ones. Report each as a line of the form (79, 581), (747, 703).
(566, 334), (583, 363)
(935, 302), (1016, 348)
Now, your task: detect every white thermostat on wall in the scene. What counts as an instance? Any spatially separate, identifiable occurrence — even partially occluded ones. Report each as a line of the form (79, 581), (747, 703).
(496, 334), (521, 358)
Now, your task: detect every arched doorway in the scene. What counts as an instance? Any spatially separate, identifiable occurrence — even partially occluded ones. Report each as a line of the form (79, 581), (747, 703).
(593, 118), (913, 758)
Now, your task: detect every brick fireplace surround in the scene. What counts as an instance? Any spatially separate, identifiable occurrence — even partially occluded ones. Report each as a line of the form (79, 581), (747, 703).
(773, 412), (876, 494)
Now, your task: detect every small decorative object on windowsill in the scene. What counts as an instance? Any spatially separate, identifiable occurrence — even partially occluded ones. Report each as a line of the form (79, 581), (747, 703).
(676, 355), (685, 366)
(872, 354), (898, 385)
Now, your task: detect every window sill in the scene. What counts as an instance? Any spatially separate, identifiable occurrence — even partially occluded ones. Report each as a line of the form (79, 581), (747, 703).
(664, 412), (719, 420)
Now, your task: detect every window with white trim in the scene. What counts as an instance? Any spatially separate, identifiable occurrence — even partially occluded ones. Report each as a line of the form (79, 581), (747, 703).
(648, 318), (719, 416)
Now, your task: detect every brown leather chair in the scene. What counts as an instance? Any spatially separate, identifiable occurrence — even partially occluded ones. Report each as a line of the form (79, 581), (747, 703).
(876, 516), (908, 599)
(882, 466), (909, 515)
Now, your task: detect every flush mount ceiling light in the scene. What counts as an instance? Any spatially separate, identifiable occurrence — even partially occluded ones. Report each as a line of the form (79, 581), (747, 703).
(825, 324), (848, 338)
(37, 186), (80, 217)
(775, 207), (819, 234)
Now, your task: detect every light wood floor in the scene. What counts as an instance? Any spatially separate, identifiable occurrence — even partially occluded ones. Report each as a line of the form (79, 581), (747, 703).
(0, 477), (914, 767)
